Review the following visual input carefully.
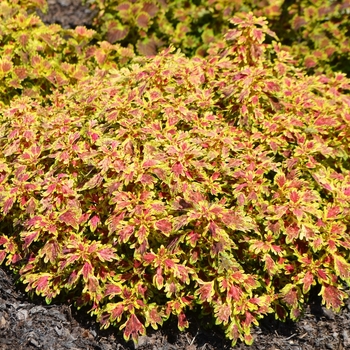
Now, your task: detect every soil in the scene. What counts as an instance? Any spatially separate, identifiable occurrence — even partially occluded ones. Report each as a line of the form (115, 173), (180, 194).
(1, 1), (349, 349)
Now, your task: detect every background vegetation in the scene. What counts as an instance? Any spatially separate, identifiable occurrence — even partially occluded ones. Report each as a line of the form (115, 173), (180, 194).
(0, 0), (349, 346)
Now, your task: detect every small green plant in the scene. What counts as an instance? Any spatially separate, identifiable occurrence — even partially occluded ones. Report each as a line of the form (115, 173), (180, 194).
(0, 11), (349, 346)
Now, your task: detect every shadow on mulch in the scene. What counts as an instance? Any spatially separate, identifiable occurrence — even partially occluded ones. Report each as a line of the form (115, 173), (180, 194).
(1, 263), (350, 350)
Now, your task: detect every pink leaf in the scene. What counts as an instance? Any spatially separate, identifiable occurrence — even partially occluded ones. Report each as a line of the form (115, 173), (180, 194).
(143, 253), (156, 263)
(97, 247), (115, 262)
(89, 215), (100, 232)
(172, 162), (184, 177)
(0, 250), (7, 265)
(58, 210), (79, 230)
(321, 284), (344, 310)
(302, 271), (314, 294)
(177, 312), (188, 331)
(3, 196), (15, 215)
(105, 284), (122, 298)
(123, 314), (145, 342)
(136, 12), (150, 29)
(82, 262), (93, 282)
(289, 191), (299, 203)
(23, 231), (39, 248)
(155, 219), (172, 235)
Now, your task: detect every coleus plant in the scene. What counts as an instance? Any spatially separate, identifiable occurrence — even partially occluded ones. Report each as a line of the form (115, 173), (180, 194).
(84, 0), (350, 76)
(0, 0), (134, 107)
(0, 11), (350, 346)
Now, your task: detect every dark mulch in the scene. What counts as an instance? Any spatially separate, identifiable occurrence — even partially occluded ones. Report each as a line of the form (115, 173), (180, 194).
(1, 1), (349, 349)
(1, 265), (350, 350)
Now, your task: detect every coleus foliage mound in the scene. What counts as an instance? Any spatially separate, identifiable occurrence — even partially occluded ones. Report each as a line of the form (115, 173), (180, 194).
(0, 0), (134, 107)
(1, 12), (350, 346)
(85, 0), (350, 75)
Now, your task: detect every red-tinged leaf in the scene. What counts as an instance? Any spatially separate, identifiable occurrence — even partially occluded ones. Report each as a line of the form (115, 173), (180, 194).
(96, 247), (115, 262)
(88, 275), (99, 292)
(301, 271), (314, 294)
(136, 12), (150, 29)
(228, 285), (242, 301)
(82, 174), (103, 190)
(252, 28), (264, 43)
(116, 2), (130, 11)
(142, 2), (158, 17)
(106, 212), (125, 235)
(0, 236), (8, 245)
(327, 206), (340, 219)
(215, 303), (231, 325)
(109, 303), (124, 322)
(106, 21), (129, 43)
(139, 173), (154, 186)
(292, 16), (306, 30)
(225, 29), (242, 41)
(119, 225), (135, 243)
(344, 187), (350, 196)
(314, 117), (336, 126)
(333, 255), (350, 280)
(0, 250), (7, 265)
(122, 314), (145, 342)
(12, 253), (21, 264)
(264, 254), (277, 275)
(172, 162), (184, 177)
(143, 253), (156, 263)
(154, 272), (164, 290)
(187, 231), (200, 247)
(304, 56), (317, 68)
(89, 215), (100, 232)
(22, 231), (40, 248)
(82, 262), (93, 282)
(290, 191), (299, 203)
(145, 306), (163, 329)
(317, 269), (328, 282)
(282, 285), (298, 306)
(320, 284), (345, 311)
(227, 321), (240, 344)
(0, 59), (12, 74)
(241, 104), (248, 115)
(142, 159), (157, 168)
(35, 275), (50, 293)
(290, 306), (301, 320)
(105, 284), (122, 298)
(164, 259), (175, 269)
(196, 281), (215, 302)
(65, 271), (79, 288)
(58, 210), (79, 230)
(275, 304), (287, 321)
(75, 26), (95, 38)
(292, 208), (303, 220)
(244, 333), (254, 346)
(3, 196), (15, 215)
(242, 311), (255, 329)
(155, 219), (172, 235)
(177, 312), (188, 331)
(328, 239), (336, 252)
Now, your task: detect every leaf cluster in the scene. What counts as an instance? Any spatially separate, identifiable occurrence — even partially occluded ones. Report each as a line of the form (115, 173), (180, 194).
(0, 8), (350, 346)
(83, 0), (350, 75)
(0, 0), (134, 107)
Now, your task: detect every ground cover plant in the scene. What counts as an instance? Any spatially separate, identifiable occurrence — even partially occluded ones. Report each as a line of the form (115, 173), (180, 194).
(0, 0), (134, 107)
(0, 0), (350, 348)
(84, 0), (350, 75)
